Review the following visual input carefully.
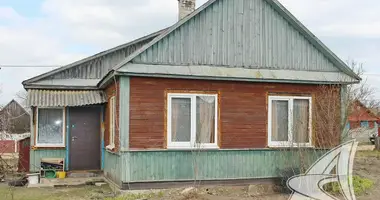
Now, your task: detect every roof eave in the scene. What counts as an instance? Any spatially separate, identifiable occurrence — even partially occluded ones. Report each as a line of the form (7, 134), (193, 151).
(116, 72), (360, 85)
(24, 84), (99, 90)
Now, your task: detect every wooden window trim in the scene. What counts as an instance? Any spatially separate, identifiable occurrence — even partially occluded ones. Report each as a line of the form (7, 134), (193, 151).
(106, 96), (116, 150)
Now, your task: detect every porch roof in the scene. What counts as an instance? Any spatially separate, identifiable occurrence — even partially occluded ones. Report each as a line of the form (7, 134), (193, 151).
(27, 89), (107, 107)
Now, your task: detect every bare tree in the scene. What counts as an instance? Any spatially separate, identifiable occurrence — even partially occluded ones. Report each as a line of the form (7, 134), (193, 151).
(277, 60), (378, 192)
(15, 90), (28, 108)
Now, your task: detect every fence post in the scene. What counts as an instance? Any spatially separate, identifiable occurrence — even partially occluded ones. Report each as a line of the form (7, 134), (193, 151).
(375, 137), (380, 151)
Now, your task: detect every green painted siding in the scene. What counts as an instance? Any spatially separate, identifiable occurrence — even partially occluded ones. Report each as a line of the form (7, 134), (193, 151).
(119, 77), (130, 150)
(104, 151), (122, 185)
(120, 149), (326, 183)
(30, 149), (66, 172)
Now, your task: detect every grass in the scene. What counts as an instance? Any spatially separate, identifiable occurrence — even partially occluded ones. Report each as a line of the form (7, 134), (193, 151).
(356, 150), (380, 158)
(325, 175), (374, 196)
(0, 184), (114, 200)
(105, 191), (165, 200)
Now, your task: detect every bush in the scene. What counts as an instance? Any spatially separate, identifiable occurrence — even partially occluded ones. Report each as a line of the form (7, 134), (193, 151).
(325, 175), (373, 196)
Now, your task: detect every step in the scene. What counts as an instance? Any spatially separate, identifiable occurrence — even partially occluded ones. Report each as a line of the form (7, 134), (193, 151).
(67, 171), (103, 178)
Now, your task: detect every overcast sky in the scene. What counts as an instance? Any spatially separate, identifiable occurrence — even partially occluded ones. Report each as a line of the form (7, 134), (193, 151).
(0, 0), (380, 104)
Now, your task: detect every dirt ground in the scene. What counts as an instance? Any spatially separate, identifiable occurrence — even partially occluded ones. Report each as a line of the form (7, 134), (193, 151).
(1, 150), (380, 200)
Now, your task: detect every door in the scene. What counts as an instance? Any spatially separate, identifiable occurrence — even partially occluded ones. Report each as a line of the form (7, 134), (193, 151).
(69, 107), (101, 170)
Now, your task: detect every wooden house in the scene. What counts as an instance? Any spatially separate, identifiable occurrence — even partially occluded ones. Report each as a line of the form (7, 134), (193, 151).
(22, 0), (360, 189)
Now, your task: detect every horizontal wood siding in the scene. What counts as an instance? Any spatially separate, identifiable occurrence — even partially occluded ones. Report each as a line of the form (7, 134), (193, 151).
(129, 77), (340, 149)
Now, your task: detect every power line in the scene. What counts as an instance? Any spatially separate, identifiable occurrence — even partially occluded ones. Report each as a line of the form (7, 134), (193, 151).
(364, 73), (380, 76)
(0, 65), (60, 68)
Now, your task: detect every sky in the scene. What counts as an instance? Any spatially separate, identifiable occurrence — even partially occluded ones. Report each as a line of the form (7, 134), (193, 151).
(0, 0), (380, 104)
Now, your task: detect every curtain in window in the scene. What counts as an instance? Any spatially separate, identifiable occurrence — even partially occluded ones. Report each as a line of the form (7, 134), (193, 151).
(37, 109), (63, 144)
(171, 98), (191, 142)
(271, 100), (289, 142)
(293, 99), (309, 143)
(196, 96), (216, 143)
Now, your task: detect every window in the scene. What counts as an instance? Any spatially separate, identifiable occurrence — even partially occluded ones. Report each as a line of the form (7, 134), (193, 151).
(167, 93), (218, 149)
(107, 96), (116, 150)
(268, 96), (312, 147)
(36, 108), (65, 147)
(360, 121), (369, 128)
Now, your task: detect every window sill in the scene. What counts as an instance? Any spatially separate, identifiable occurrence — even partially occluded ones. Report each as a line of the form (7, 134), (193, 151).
(267, 144), (314, 149)
(166, 145), (220, 150)
(32, 146), (65, 150)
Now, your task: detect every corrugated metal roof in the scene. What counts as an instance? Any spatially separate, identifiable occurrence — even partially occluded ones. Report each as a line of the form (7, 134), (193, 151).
(27, 90), (107, 107)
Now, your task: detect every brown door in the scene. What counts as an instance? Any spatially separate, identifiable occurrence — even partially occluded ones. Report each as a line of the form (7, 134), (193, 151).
(69, 107), (101, 170)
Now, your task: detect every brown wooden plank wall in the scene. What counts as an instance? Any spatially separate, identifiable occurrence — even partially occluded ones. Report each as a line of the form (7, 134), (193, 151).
(129, 77), (340, 149)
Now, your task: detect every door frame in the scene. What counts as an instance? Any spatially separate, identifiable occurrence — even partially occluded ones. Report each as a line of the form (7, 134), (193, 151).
(66, 105), (103, 171)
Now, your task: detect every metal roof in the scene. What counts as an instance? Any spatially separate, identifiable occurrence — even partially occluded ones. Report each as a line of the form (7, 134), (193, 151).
(22, 28), (168, 86)
(118, 63), (358, 84)
(27, 90), (107, 107)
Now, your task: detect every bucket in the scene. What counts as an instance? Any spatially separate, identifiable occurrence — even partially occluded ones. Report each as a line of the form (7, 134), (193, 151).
(27, 173), (40, 185)
(45, 170), (56, 179)
(56, 171), (66, 179)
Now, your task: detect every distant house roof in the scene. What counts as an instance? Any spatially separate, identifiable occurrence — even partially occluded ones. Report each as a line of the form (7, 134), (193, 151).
(0, 99), (30, 117)
(24, 0), (361, 90)
(349, 101), (380, 122)
(0, 99), (31, 134)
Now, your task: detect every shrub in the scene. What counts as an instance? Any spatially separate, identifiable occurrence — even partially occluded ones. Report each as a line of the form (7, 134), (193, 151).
(325, 175), (373, 196)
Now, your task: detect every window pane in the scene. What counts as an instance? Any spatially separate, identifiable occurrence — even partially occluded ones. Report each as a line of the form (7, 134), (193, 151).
(38, 109), (63, 144)
(271, 100), (289, 142)
(171, 98), (191, 142)
(196, 96), (216, 143)
(293, 99), (310, 143)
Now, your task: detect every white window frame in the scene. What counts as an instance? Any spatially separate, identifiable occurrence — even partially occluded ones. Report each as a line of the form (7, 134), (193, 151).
(35, 107), (66, 147)
(106, 96), (116, 150)
(267, 96), (312, 147)
(167, 93), (219, 149)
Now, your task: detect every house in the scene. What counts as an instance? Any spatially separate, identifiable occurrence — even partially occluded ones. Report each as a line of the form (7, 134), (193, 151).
(22, 0), (360, 189)
(0, 99), (30, 134)
(348, 101), (379, 129)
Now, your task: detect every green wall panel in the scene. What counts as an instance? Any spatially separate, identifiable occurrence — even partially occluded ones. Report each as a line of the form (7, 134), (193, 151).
(104, 151), (122, 185)
(30, 149), (66, 172)
(119, 76), (130, 150)
(120, 149), (326, 183)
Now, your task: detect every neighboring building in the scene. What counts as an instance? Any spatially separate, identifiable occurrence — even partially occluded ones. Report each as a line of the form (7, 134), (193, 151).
(348, 101), (379, 130)
(22, 0), (360, 189)
(0, 99), (30, 134)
